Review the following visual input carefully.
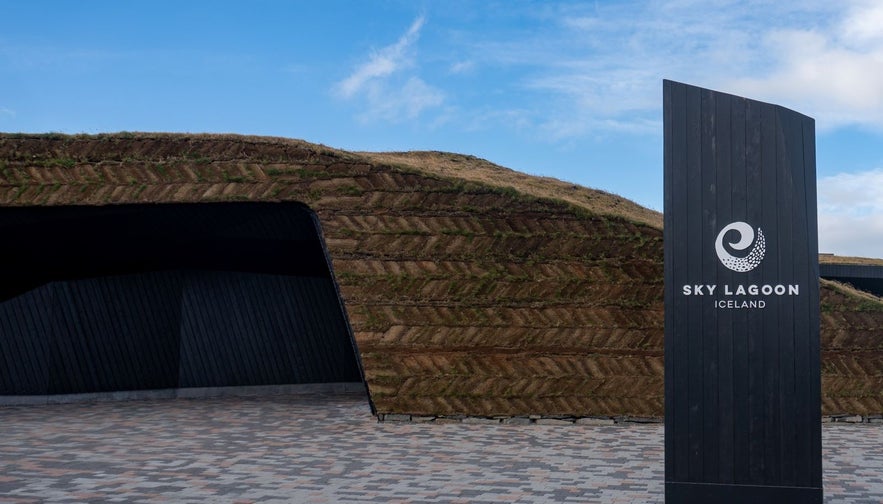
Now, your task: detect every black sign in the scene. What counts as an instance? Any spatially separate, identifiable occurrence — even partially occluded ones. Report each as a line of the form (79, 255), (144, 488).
(663, 80), (822, 503)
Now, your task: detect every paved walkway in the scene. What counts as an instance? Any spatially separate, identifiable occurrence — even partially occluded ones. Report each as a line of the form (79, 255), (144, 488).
(0, 392), (881, 503)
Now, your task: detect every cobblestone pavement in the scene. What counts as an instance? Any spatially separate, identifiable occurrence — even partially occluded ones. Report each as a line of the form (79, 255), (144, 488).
(0, 393), (881, 503)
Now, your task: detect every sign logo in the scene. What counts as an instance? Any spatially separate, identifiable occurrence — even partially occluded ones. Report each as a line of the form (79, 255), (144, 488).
(715, 221), (765, 272)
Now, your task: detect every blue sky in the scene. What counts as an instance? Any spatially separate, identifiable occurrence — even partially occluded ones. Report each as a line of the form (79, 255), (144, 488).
(1, 1), (882, 258)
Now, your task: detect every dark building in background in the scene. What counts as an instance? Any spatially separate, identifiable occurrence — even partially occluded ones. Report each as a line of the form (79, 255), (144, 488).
(820, 262), (883, 298)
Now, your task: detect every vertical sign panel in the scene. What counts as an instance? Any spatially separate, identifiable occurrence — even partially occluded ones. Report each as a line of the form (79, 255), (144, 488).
(664, 80), (822, 503)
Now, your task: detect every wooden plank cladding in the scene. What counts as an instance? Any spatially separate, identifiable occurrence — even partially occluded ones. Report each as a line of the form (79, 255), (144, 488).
(663, 81), (822, 502)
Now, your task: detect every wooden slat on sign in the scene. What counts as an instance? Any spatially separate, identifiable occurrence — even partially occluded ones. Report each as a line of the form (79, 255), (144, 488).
(663, 80), (822, 503)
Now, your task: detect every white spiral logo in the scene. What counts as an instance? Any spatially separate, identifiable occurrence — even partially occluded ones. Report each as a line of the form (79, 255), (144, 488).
(715, 221), (765, 272)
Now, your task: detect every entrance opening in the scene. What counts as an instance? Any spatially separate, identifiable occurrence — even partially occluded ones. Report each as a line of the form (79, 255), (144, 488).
(0, 202), (364, 396)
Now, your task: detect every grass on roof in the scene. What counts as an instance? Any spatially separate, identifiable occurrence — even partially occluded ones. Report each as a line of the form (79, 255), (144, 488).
(359, 151), (663, 229)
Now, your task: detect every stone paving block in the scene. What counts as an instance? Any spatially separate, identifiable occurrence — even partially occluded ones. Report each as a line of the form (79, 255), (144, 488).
(502, 417), (532, 425)
(461, 417), (501, 425)
(382, 413), (412, 422)
(576, 417), (616, 426)
(0, 394), (880, 503)
(432, 417), (462, 424)
(534, 418), (573, 425)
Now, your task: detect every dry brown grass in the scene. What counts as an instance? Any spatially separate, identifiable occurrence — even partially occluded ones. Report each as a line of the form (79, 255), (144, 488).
(821, 278), (883, 306)
(819, 254), (883, 266)
(360, 151), (663, 229)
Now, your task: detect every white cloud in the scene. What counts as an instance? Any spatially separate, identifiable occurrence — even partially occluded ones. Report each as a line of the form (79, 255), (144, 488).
(333, 15), (443, 122)
(728, 25), (883, 130)
(448, 60), (475, 74)
(561, 16), (601, 31)
(0, 107), (14, 119)
(526, 67), (662, 138)
(458, 1), (883, 137)
(335, 16), (423, 98)
(818, 169), (883, 257)
(637, 2), (883, 131)
(458, 2), (759, 138)
(357, 76), (444, 122)
(840, 0), (883, 47)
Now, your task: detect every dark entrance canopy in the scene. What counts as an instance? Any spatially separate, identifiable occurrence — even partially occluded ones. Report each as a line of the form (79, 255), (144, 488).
(0, 202), (362, 395)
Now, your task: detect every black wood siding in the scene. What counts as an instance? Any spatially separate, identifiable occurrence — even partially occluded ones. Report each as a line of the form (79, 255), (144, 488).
(819, 263), (883, 297)
(664, 80), (822, 503)
(0, 202), (362, 395)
